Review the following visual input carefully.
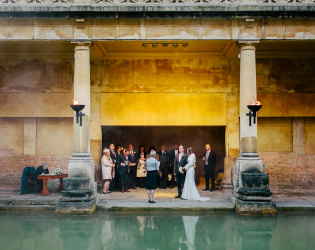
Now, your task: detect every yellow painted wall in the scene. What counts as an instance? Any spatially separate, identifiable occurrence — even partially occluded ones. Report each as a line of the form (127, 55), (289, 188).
(36, 118), (73, 156)
(0, 118), (24, 155)
(257, 117), (293, 152)
(305, 118), (315, 155)
(0, 93), (73, 117)
(100, 93), (226, 126)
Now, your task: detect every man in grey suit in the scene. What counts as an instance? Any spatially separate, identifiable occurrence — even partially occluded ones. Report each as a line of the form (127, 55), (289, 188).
(173, 145), (188, 198)
(203, 144), (217, 192)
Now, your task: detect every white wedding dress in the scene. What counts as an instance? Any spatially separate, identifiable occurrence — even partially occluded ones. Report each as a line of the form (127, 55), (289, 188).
(181, 154), (210, 201)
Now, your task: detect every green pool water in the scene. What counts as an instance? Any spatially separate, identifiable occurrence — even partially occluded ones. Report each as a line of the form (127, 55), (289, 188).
(0, 212), (314, 250)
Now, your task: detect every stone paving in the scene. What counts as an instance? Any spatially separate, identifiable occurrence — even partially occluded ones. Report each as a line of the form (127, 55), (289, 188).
(1, 186), (315, 212)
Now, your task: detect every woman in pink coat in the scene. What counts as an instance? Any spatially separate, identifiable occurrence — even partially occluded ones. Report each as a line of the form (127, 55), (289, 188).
(102, 148), (115, 194)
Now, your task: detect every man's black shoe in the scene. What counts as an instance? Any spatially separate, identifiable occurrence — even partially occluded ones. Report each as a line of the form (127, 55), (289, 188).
(131, 187), (137, 189)
(210, 189), (215, 192)
(175, 195), (181, 198)
(202, 189), (209, 191)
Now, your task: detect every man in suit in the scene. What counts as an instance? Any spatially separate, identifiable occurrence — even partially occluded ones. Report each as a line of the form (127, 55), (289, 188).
(203, 144), (217, 192)
(158, 145), (170, 189)
(169, 143), (179, 188)
(173, 145), (188, 198)
(116, 148), (131, 193)
(128, 144), (138, 189)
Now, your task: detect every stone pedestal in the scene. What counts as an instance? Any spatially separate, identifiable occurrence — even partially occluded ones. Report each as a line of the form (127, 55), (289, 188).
(235, 199), (277, 215)
(55, 178), (96, 215)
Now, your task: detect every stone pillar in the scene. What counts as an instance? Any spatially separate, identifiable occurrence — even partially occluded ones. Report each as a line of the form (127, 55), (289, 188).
(293, 118), (305, 155)
(56, 41), (96, 215)
(239, 41), (259, 155)
(68, 41), (95, 183)
(72, 41), (91, 155)
(232, 41), (276, 215)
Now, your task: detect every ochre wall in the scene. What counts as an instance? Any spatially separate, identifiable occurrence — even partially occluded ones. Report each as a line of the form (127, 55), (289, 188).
(0, 118), (24, 155)
(36, 118), (73, 156)
(100, 93), (226, 126)
(257, 118), (293, 152)
(305, 118), (315, 155)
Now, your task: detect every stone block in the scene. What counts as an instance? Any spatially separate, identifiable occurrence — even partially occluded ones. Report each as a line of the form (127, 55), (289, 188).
(241, 172), (269, 188)
(68, 156), (95, 183)
(236, 194), (272, 201)
(55, 199), (96, 215)
(235, 198), (277, 215)
(64, 177), (90, 191)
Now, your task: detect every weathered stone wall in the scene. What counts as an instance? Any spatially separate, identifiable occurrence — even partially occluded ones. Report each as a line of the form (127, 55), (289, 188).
(0, 149), (70, 187)
(257, 58), (315, 94)
(261, 152), (315, 191)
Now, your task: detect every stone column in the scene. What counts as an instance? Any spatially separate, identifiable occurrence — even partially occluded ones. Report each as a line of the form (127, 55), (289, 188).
(56, 41), (96, 215)
(232, 40), (276, 214)
(72, 41), (91, 155)
(68, 41), (95, 183)
(239, 41), (259, 156)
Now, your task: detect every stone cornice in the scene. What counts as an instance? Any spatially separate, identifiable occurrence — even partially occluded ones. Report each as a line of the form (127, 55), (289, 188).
(1, 4), (315, 19)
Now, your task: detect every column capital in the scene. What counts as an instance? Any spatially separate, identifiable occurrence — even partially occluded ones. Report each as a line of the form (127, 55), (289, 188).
(238, 40), (260, 50)
(71, 40), (92, 51)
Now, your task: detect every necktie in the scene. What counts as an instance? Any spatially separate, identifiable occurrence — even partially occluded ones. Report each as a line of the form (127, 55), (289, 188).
(206, 152), (209, 165)
(131, 151), (133, 161)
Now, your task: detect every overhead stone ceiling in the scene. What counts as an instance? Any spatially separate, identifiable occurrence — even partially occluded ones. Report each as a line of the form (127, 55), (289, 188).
(0, 40), (315, 60)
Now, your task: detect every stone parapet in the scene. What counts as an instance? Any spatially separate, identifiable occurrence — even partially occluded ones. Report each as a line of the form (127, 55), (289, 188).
(1, 2), (315, 20)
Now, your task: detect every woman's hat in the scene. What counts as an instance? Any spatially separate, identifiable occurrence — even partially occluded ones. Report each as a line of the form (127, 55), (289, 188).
(104, 148), (110, 153)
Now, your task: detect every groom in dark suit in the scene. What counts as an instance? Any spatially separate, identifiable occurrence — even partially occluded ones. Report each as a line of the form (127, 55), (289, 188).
(173, 145), (188, 198)
(203, 144), (217, 192)
(169, 143), (179, 188)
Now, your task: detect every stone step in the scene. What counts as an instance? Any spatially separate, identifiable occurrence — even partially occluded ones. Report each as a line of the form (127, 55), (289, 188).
(222, 183), (233, 189)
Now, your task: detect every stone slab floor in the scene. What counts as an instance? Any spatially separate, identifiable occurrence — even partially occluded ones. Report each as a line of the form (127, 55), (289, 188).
(1, 186), (315, 211)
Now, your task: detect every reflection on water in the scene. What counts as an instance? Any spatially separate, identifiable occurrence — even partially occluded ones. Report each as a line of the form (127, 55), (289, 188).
(0, 212), (315, 250)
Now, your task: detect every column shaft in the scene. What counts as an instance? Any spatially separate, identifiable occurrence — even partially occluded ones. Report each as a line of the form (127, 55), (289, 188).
(239, 42), (259, 155)
(72, 42), (91, 154)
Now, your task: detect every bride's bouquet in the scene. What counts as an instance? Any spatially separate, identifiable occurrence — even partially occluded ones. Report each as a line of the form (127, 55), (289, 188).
(178, 166), (185, 174)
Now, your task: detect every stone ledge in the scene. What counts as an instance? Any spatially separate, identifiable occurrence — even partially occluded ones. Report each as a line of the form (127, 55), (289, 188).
(1, 5), (315, 19)
(0, 205), (55, 211)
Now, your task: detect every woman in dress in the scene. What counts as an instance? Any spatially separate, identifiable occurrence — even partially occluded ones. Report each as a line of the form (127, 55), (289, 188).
(137, 145), (147, 189)
(145, 150), (160, 203)
(102, 148), (115, 194)
(181, 147), (210, 201)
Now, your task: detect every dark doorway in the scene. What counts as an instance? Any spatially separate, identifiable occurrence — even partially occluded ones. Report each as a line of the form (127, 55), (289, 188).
(102, 126), (225, 185)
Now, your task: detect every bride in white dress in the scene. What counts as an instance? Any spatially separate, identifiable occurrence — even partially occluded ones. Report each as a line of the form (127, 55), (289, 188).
(181, 147), (210, 201)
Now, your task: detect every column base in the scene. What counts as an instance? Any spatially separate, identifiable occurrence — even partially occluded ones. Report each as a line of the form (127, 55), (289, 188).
(68, 153), (95, 182)
(232, 155), (265, 196)
(235, 198), (277, 215)
(55, 177), (96, 215)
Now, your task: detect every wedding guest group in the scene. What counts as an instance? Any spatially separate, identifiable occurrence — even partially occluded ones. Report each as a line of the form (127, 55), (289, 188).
(102, 143), (216, 202)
